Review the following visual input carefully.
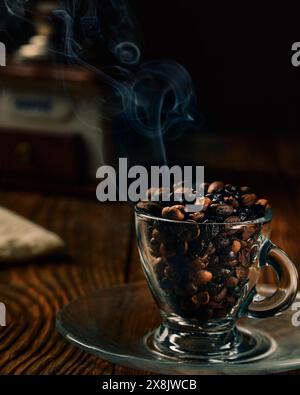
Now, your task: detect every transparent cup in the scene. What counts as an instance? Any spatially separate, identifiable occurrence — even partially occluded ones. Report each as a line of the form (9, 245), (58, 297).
(135, 207), (298, 361)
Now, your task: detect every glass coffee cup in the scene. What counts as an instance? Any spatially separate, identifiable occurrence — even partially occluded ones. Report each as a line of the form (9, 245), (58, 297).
(135, 207), (298, 361)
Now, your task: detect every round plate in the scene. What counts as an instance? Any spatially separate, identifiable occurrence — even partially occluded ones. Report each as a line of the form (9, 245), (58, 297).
(56, 282), (300, 375)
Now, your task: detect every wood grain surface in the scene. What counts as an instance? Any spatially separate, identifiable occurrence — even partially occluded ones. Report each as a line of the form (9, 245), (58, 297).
(0, 173), (299, 375)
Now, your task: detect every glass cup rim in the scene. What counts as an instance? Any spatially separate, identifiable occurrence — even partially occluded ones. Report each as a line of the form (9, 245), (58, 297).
(134, 205), (272, 226)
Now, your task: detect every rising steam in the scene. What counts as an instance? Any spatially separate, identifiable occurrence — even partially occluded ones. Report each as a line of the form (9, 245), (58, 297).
(3, 0), (203, 166)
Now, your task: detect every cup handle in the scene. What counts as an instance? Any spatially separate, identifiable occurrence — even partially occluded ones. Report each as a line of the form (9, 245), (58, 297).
(238, 240), (299, 318)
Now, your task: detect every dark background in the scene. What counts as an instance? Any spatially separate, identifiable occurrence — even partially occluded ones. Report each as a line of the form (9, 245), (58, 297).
(1, 1), (299, 134)
(130, 1), (299, 133)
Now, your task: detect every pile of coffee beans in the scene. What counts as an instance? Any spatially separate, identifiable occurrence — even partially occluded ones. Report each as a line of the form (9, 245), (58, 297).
(136, 181), (270, 321)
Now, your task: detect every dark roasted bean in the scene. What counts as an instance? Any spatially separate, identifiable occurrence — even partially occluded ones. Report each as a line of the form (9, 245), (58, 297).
(240, 186), (251, 193)
(210, 203), (234, 216)
(192, 291), (210, 306)
(162, 205), (186, 221)
(137, 201), (162, 216)
(226, 276), (239, 288)
(207, 181), (224, 193)
(189, 211), (205, 222)
(236, 266), (249, 281)
(241, 194), (257, 206)
(214, 287), (227, 302)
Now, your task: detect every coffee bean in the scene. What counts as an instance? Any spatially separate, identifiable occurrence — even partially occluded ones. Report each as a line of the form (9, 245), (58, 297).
(224, 196), (239, 208)
(214, 287), (227, 302)
(210, 203), (234, 216)
(194, 196), (212, 211)
(180, 221), (201, 241)
(203, 222), (220, 239)
(241, 194), (257, 206)
(205, 242), (216, 256)
(226, 276), (239, 288)
(217, 233), (231, 248)
(236, 266), (249, 281)
(195, 269), (213, 286)
(162, 205), (186, 221)
(174, 282), (198, 296)
(152, 228), (161, 240)
(231, 240), (241, 253)
(242, 224), (258, 240)
(189, 211), (205, 222)
(189, 256), (208, 271)
(225, 296), (237, 306)
(207, 181), (224, 193)
(237, 207), (251, 221)
(256, 198), (269, 208)
(207, 301), (223, 310)
(240, 186), (251, 193)
(137, 201), (162, 216)
(192, 291), (210, 306)
(224, 216), (241, 234)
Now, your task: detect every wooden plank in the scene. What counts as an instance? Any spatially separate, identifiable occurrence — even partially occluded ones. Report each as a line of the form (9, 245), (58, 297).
(0, 192), (132, 374)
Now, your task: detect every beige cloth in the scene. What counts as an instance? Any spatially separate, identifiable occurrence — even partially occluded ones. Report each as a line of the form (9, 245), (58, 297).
(0, 206), (65, 263)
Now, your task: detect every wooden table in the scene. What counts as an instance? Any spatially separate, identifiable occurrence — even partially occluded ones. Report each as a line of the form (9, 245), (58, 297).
(0, 175), (299, 375)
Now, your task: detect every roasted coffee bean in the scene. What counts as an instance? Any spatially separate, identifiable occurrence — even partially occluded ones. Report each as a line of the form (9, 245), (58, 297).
(235, 266), (249, 281)
(210, 203), (234, 217)
(153, 257), (166, 278)
(150, 247), (161, 258)
(224, 196), (239, 207)
(205, 242), (216, 256)
(210, 267), (231, 280)
(207, 301), (223, 310)
(207, 282), (224, 296)
(214, 287), (227, 302)
(217, 233), (231, 249)
(195, 269), (213, 286)
(256, 198), (269, 208)
(189, 211), (205, 222)
(180, 221), (200, 241)
(213, 308), (228, 318)
(137, 201), (162, 217)
(152, 228), (161, 240)
(150, 237), (160, 249)
(194, 196), (212, 211)
(240, 186), (251, 193)
(192, 291), (210, 306)
(195, 308), (214, 320)
(241, 194), (257, 206)
(162, 205), (186, 221)
(237, 207), (251, 221)
(203, 222), (220, 239)
(225, 296), (237, 306)
(160, 240), (188, 258)
(226, 276), (239, 288)
(223, 258), (238, 267)
(208, 255), (220, 266)
(224, 216), (241, 234)
(174, 282), (198, 296)
(188, 256), (208, 271)
(187, 238), (207, 259)
(231, 240), (241, 253)
(207, 181), (224, 194)
(242, 224), (258, 240)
